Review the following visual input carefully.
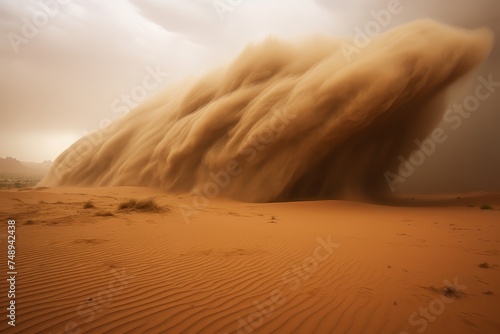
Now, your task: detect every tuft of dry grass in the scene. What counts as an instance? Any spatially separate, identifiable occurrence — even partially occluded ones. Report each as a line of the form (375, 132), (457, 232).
(83, 200), (95, 209)
(118, 199), (137, 210)
(440, 286), (462, 299)
(428, 284), (464, 299)
(117, 198), (166, 212)
(479, 262), (491, 269)
(95, 211), (115, 217)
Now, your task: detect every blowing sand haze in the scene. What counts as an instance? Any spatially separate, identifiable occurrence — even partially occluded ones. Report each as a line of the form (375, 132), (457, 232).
(41, 20), (492, 202)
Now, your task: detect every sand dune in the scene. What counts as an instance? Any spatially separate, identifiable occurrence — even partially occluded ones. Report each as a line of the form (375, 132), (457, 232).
(1, 187), (499, 333)
(41, 20), (492, 202)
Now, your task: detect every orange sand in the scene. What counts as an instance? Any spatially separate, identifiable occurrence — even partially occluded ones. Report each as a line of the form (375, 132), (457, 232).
(0, 187), (499, 333)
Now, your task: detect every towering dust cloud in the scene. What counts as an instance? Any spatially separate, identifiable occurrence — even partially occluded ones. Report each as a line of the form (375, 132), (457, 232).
(41, 20), (493, 202)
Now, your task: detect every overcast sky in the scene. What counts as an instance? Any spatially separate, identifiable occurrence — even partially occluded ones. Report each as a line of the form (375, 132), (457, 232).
(1, 0), (499, 191)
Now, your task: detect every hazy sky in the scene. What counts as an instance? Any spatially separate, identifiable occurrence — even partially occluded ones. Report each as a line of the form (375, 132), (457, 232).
(1, 0), (499, 192)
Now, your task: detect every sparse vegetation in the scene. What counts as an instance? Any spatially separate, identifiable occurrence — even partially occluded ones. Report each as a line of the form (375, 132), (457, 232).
(480, 204), (493, 210)
(428, 284), (464, 299)
(118, 199), (137, 210)
(135, 198), (161, 211)
(440, 285), (462, 299)
(479, 262), (491, 269)
(95, 211), (115, 217)
(0, 175), (43, 189)
(83, 200), (95, 209)
(117, 198), (165, 212)
(268, 215), (277, 223)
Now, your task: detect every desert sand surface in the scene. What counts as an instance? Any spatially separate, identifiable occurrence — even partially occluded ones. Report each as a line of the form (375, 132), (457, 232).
(0, 187), (499, 334)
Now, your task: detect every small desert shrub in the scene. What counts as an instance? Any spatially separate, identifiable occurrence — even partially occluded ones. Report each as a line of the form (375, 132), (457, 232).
(95, 211), (115, 217)
(479, 262), (491, 269)
(440, 285), (462, 299)
(118, 199), (137, 210)
(428, 284), (463, 299)
(118, 198), (164, 212)
(135, 198), (161, 211)
(83, 200), (95, 209)
(480, 204), (493, 210)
